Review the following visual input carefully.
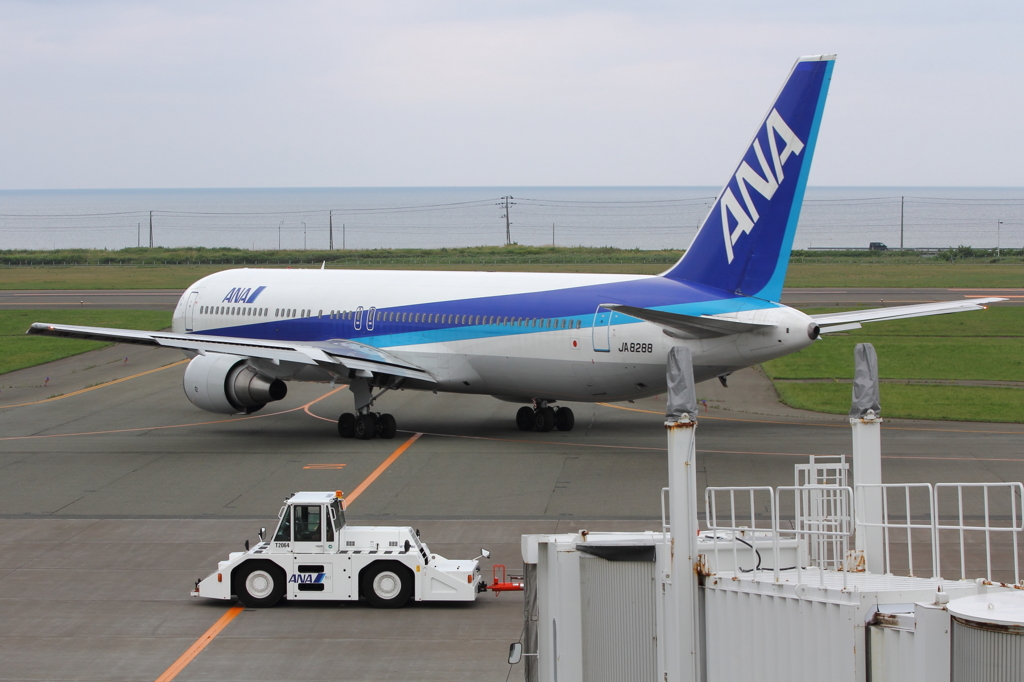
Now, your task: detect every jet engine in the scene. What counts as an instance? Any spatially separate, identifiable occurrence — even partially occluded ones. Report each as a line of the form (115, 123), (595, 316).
(183, 353), (287, 414)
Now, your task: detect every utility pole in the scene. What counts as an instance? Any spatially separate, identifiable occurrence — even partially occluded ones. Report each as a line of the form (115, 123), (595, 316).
(497, 196), (515, 245)
(900, 196), (904, 250)
(329, 211), (333, 250)
(998, 220), (1003, 258)
(148, 210), (153, 248)
(552, 223), (555, 246)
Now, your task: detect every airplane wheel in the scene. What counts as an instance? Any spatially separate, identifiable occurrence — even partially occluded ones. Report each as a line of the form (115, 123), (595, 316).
(234, 561), (285, 608)
(377, 413), (397, 439)
(516, 406), (535, 431)
(555, 407), (575, 432)
(354, 413), (377, 440)
(534, 406), (556, 432)
(361, 561), (413, 608)
(338, 413), (356, 438)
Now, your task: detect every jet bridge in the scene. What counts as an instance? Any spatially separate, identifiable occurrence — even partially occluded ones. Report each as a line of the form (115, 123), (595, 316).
(511, 344), (1024, 682)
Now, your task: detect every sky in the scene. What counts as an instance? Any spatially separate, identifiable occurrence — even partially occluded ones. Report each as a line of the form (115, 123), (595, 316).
(1, 1), (1022, 189)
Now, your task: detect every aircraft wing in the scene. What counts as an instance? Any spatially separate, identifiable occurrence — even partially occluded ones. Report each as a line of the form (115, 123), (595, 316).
(602, 304), (776, 339)
(811, 298), (1007, 334)
(25, 323), (437, 383)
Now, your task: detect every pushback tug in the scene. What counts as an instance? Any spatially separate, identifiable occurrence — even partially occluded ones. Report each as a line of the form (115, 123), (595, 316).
(192, 491), (490, 608)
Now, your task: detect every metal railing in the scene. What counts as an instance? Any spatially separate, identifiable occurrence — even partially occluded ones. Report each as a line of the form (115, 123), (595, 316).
(698, 462), (1024, 586)
(853, 482), (1024, 583)
(704, 486), (777, 579)
(935, 482), (1024, 583)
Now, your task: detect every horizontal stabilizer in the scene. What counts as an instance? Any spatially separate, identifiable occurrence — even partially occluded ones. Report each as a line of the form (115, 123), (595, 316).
(26, 323), (436, 383)
(812, 298), (1007, 333)
(602, 304), (775, 339)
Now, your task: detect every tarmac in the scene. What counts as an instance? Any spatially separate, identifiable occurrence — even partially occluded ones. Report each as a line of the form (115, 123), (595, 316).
(1, 298), (1023, 681)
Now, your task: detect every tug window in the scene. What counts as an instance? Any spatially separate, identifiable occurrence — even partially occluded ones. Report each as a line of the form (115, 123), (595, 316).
(273, 507), (291, 542)
(293, 505), (322, 542)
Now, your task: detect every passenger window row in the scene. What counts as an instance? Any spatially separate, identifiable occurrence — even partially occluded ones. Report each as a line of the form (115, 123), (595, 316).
(197, 304), (584, 330)
(327, 310), (583, 330)
(200, 305), (268, 317)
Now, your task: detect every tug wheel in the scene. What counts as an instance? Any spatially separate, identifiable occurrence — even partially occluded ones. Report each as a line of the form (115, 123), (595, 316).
(235, 561), (285, 608)
(361, 561), (413, 608)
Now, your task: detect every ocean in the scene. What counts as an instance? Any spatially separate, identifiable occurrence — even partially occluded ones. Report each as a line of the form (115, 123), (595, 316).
(0, 187), (1022, 253)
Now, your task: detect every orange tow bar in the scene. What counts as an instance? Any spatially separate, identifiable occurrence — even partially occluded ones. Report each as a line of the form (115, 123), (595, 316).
(485, 564), (524, 594)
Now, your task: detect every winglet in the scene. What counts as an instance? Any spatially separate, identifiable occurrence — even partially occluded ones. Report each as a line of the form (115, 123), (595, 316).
(662, 55), (836, 302)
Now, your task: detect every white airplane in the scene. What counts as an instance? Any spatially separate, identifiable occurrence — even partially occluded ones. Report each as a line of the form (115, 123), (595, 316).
(29, 55), (1003, 438)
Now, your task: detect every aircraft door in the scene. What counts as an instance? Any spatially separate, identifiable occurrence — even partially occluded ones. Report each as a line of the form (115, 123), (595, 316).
(592, 306), (611, 352)
(184, 291), (199, 331)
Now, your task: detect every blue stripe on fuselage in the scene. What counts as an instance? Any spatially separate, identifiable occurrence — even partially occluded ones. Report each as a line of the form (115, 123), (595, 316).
(196, 275), (780, 348)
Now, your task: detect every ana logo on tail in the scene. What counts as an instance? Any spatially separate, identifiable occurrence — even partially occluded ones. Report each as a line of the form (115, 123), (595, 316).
(721, 109), (804, 263)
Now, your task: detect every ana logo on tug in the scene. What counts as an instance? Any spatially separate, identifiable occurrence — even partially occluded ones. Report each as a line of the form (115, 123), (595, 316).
(721, 109), (804, 263)
(288, 572), (326, 584)
(222, 286), (267, 304)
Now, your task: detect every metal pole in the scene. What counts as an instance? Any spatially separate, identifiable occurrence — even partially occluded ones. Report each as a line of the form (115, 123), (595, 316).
(997, 220), (1002, 258)
(329, 211), (333, 251)
(279, 221), (283, 250)
(137, 223), (140, 248)
(900, 196), (904, 250)
(303, 222), (306, 250)
(851, 343), (885, 573)
(552, 223), (555, 246)
(149, 210), (153, 248)
(664, 346), (701, 682)
(343, 223), (346, 250)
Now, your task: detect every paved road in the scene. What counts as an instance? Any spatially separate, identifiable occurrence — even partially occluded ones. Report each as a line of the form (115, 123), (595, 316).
(3, 287), (1022, 310)
(0, 289), (182, 310)
(1, 340), (1022, 680)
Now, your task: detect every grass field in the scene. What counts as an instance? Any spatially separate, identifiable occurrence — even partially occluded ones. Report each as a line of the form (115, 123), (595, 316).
(0, 310), (171, 376)
(2, 246), (1022, 289)
(763, 306), (1024, 422)
(774, 383), (1024, 424)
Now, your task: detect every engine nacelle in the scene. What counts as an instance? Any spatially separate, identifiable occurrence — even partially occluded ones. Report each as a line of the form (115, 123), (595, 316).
(183, 353), (287, 414)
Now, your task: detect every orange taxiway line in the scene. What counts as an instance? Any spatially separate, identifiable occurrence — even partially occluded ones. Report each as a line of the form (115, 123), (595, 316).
(0, 359), (190, 410)
(344, 433), (423, 506)
(153, 606), (244, 682)
(0, 386), (346, 442)
(153, 429), (424, 681)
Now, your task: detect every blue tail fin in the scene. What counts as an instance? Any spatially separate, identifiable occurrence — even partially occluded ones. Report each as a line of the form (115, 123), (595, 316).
(663, 55), (835, 302)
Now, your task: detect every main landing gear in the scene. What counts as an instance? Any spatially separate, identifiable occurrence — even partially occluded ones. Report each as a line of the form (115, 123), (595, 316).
(516, 402), (574, 433)
(338, 412), (398, 440)
(338, 376), (398, 440)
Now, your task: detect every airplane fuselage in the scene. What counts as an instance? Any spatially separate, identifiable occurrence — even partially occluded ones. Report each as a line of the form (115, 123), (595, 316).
(171, 268), (817, 403)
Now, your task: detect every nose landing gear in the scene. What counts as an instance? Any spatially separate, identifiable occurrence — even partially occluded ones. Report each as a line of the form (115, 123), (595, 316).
(516, 402), (574, 432)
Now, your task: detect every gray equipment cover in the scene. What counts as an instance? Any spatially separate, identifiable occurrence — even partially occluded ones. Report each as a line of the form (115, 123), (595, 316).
(850, 342), (881, 418)
(666, 346), (698, 422)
